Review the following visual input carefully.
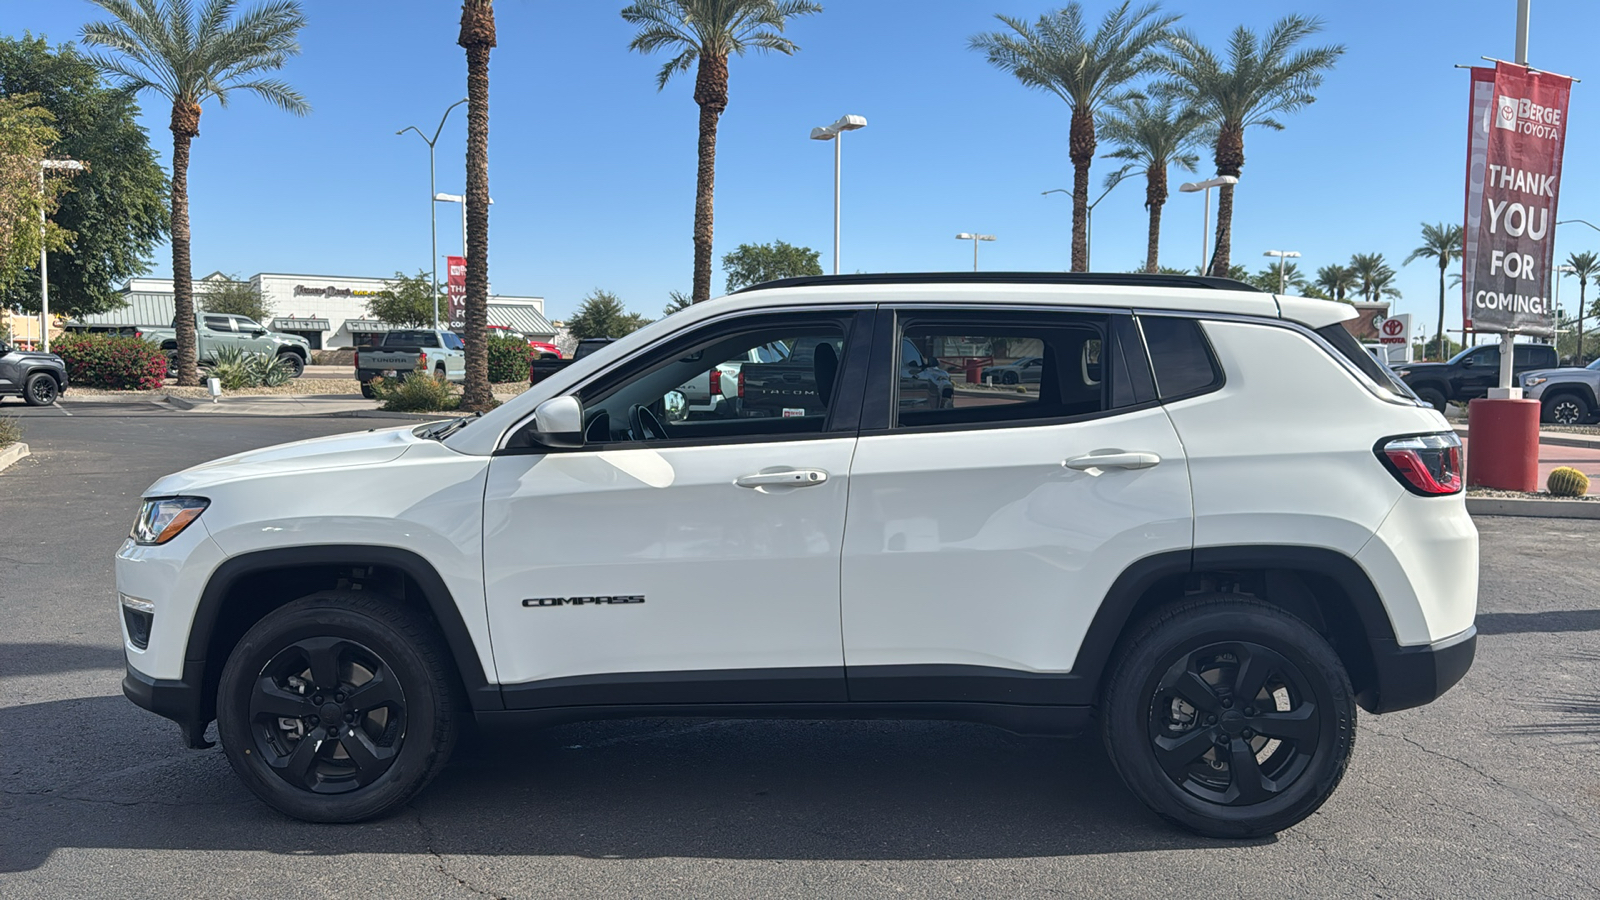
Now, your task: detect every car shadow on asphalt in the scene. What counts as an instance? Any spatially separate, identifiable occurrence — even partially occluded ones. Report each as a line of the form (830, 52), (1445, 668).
(0, 696), (1263, 872)
(1476, 609), (1600, 634)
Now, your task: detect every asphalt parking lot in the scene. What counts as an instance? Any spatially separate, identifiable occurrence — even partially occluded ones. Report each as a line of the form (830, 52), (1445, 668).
(1, 407), (1597, 898)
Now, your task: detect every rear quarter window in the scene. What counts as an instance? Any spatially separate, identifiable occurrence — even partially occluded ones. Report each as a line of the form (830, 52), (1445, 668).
(1140, 317), (1222, 400)
(1313, 324), (1415, 400)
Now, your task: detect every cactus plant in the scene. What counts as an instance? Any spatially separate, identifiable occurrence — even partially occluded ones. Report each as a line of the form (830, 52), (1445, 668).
(1547, 466), (1590, 497)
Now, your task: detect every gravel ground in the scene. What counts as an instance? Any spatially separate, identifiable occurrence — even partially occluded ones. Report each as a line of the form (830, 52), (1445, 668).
(66, 379), (532, 400)
(1467, 487), (1600, 500)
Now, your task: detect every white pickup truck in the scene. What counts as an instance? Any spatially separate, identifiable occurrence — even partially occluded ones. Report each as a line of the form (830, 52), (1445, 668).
(355, 329), (466, 398)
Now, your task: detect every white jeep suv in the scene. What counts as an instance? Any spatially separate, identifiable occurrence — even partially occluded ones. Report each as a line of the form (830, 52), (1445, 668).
(116, 273), (1477, 836)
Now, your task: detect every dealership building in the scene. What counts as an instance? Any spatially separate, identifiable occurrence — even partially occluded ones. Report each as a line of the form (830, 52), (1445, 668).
(71, 272), (554, 349)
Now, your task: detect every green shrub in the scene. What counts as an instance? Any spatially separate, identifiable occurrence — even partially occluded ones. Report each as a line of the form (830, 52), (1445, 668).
(52, 333), (168, 390)
(1548, 466), (1590, 497)
(0, 416), (21, 449)
(209, 346), (295, 390)
(487, 335), (532, 383)
(371, 374), (461, 412)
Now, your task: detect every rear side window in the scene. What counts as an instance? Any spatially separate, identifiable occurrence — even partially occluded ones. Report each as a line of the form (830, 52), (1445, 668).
(1140, 317), (1222, 400)
(1313, 324), (1413, 400)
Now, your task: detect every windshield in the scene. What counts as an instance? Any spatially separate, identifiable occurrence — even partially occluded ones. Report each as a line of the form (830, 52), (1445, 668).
(1446, 345), (1489, 365)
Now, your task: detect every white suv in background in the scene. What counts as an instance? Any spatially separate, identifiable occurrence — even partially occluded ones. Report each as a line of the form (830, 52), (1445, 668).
(116, 273), (1477, 837)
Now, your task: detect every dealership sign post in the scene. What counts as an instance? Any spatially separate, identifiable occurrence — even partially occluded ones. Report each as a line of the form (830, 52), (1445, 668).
(445, 255), (467, 332)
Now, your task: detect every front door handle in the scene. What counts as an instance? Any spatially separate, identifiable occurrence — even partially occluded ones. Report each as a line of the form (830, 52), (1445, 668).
(735, 468), (829, 488)
(1064, 451), (1161, 471)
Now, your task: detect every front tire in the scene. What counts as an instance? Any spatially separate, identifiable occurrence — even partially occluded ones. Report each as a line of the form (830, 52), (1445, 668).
(23, 372), (59, 406)
(1414, 386), (1448, 413)
(278, 353), (306, 378)
(216, 591), (459, 823)
(1101, 597), (1355, 838)
(1542, 393), (1590, 425)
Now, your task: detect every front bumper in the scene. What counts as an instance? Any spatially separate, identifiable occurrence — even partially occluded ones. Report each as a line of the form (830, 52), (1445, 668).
(123, 659), (214, 748)
(1365, 625), (1477, 713)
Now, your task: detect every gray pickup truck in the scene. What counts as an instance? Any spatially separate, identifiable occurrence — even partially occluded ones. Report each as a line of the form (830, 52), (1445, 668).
(0, 340), (68, 406)
(355, 329), (466, 398)
(141, 313), (310, 377)
(1521, 359), (1600, 424)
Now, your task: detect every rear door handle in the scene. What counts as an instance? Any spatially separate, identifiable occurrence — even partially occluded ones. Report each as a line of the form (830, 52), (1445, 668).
(1064, 451), (1161, 471)
(735, 469), (829, 488)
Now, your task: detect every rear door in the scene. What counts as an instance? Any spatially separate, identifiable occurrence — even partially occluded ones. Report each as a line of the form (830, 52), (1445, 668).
(840, 308), (1192, 702)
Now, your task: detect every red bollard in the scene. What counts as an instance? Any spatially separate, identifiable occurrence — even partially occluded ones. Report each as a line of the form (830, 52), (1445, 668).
(1466, 398), (1540, 491)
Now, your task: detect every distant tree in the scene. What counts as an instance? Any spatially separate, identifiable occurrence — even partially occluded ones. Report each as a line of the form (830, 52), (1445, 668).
(1314, 263), (1357, 303)
(972, 2), (1179, 271)
(364, 270), (438, 328)
(623, 0), (823, 303)
(1565, 250), (1599, 365)
(0, 95), (68, 292)
(1298, 284), (1332, 301)
(0, 35), (169, 318)
(663, 289), (693, 315)
(1349, 252), (1401, 304)
(567, 289), (651, 340)
(1403, 222), (1464, 360)
(721, 239), (823, 292)
(198, 274), (269, 322)
(82, 0), (310, 386)
(1248, 261), (1307, 293)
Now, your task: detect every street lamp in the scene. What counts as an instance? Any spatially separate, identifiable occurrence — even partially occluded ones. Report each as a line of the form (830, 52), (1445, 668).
(1043, 170), (1127, 269)
(955, 233), (996, 271)
(810, 114), (867, 275)
(398, 98), (468, 331)
(39, 158), (87, 352)
(1262, 249), (1302, 293)
(1179, 175), (1238, 274)
(433, 193), (493, 259)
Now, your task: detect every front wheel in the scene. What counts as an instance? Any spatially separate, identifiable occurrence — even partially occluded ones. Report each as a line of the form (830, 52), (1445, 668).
(216, 591), (459, 823)
(1101, 597), (1355, 838)
(1542, 393), (1590, 425)
(24, 372), (59, 406)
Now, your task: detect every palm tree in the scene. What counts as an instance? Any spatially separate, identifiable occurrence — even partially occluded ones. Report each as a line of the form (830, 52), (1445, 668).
(622, 0), (822, 304)
(458, 0), (495, 411)
(1349, 252), (1401, 305)
(81, 0), (308, 386)
(972, 2), (1179, 272)
(1566, 250), (1599, 365)
(1402, 222), (1463, 360)
(1249, 261), (1307, 293)
(1100, 96), (1201, 273)
(1159, 16), (1344, 277)
(1314, 264), (1357, 303)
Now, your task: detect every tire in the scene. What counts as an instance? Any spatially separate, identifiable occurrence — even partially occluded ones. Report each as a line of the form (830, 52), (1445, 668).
(1414, 386), (1448, 413)
(1542, 392), (1590, 425)
(360, 383), (376, 400)
(23, 372), (58, 406)
(1003, 371), (1019, 385)
(277, 353), (305, 378)
(1101, 596), (1356, 838)
(434, 364), (446, 381)
(215, 591), (460, 823)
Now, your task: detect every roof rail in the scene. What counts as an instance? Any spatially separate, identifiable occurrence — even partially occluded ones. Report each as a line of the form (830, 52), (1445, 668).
(734, 271), (1263, 294)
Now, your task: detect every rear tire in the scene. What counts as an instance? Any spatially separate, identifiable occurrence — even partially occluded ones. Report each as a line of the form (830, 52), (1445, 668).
(435, 364), (446, 381)
(1101, 596), (1356, 838)
(23, 372), (58, 406)
(278, 353), (305, 378)
(216, 591), (459, 823)
(1542, 393), (1590, 425)
(360, 383), (376, 400)
(1414, 386), (1448, 413)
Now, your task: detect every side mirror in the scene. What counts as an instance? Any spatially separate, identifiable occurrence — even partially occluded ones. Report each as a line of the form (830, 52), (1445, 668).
(663, 390), (688, 423)
(252, 329), (267, 337)
(532, 395), (585, 448)
(1462, 356), (1476, 367)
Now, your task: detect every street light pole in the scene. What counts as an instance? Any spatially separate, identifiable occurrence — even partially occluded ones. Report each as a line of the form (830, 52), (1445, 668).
(1043, 171), (1126, 269)
(810, 115), (867, 275)
(1179, 176), (1239, 274)
(398, 98), (468, 332)
(38, 158), (86, 352)
(955, 233), (996, 271)
(1262, 249), (1302, 293)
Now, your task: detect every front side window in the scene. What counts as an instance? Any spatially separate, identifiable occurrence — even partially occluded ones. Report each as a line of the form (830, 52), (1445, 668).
(443, 333), (465, 351)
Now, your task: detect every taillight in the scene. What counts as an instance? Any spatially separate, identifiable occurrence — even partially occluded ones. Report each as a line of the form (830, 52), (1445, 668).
(709, 368), (721, 396)
(418, 351), (428, 367)
(1379, 433), (1463, 495)
(737, 370), (745, 398)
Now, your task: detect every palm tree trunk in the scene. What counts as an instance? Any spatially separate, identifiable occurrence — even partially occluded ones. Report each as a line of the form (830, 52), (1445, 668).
(1068, 106), (1094, 272)
(1144, 167), (1166, 274)
(1210, 124), (1245, 278)
(1436, 262), (1446, 361)
(691, 54), (729, 302)
(459, 0), (496, 411)
(169, 102), (200, 387)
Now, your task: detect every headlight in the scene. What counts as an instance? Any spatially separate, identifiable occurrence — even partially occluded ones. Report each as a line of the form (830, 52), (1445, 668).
(1524, 376), (1547, 386)
(131, 497), (209, 545)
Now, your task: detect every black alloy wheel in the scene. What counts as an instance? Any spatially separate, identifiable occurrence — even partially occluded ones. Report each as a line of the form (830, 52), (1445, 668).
(1102, 597), (1355, 838)
(278, 353), (306, 378)
(24, 373), (58, 406)
(1544, 394), (1590, 425)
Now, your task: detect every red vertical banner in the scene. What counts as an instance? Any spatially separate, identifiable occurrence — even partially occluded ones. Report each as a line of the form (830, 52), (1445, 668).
(1463, 62), (1573, 335)
(445, 255), (467, 332)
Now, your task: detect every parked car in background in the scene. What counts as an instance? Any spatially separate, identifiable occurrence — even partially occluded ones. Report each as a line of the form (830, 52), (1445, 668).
(529, 341), (562, 360)
(1392, 343), (1557, 412)
(0, 339), (68, 406)
(529, 337), (615, 385)
(982, 355), (1045, 385)
(676, 340), (789, 419)
(1520, 358), (1600, 424)
(140, 314), (311, 377)
(355, 329), (466, 398)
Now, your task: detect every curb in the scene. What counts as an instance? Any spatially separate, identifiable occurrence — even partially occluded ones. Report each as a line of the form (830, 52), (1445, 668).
(164, 393), (203, 410)
(1453, 423), (1600, 451)
(0, 442), (30, 474)
(1467, 496), (1600, 518)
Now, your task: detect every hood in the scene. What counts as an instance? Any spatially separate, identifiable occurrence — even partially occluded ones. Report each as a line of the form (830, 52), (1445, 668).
(146, 424), (425, 495)
(1393, 362), (1447, 375)
(2, 349), (64, 367)
(1522, 366), (1591, 380)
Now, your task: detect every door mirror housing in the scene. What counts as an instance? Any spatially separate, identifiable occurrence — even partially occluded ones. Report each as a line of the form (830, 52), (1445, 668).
(532, 395), (585, 448)
(662, 390), (688, 423)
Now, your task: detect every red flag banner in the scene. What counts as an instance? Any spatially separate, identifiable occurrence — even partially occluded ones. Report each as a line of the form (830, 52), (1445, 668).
(445, 255), (467, 331)
(1463, 62), (1573, 335)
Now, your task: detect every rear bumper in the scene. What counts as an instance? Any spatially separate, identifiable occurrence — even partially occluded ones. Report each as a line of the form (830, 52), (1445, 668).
(1366, 625), (1476, 713)
(123, 660), (214, 749)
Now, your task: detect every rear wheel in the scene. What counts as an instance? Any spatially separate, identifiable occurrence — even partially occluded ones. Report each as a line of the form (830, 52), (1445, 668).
(277, 353), (305, 378)
(1542, 393), (1590, 425)
(1414, 386), (1448, 413)
(435, 364), (446, 381)
(1003, 371), (1019, 385)
(360, 382), (376, 400)
(23, 372), (58, 406)
(216, 591), (459, 823)
(1101, 597), (1355, 838)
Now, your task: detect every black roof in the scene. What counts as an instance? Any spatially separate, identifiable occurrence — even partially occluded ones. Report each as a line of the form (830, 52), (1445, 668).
(734, 271), (1263, 294)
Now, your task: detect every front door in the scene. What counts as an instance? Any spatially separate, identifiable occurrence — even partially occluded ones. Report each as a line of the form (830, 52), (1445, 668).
(841, 309), (1193, 702)
(482, 309), (871, 708)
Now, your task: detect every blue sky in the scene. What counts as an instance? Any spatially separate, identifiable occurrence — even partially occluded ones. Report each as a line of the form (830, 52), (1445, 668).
(6, 0), (1600, 332)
